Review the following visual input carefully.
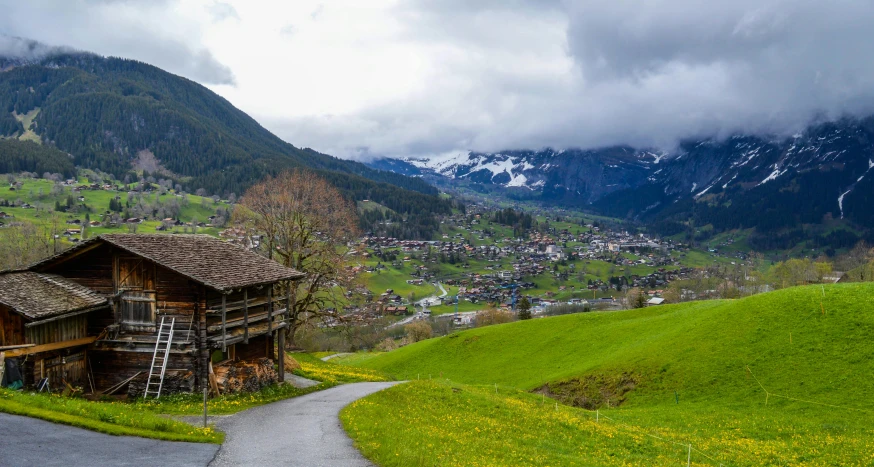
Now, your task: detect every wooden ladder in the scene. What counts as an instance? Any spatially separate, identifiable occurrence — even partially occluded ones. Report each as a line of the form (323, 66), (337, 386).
(144, 316), (175, 399)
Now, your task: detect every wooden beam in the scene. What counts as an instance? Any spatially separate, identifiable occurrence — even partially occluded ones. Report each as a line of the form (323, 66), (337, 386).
(221, 294), (227, 352)
(0, 344), (34, 351)
(206, 308), (283, 332)
(243, 288), (249, 344)
(5, 337), (97, 357)
(24, 305), (109, 328)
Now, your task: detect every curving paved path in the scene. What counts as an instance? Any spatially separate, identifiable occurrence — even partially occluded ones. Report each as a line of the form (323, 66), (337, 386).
(1, 381), (400, 467)
(0, 413), (219, 467)
(210, 381), (400, 467)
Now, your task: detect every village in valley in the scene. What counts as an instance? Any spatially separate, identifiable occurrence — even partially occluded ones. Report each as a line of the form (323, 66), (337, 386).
(352, 202), (717, 322)
(0, 172), (746, 330)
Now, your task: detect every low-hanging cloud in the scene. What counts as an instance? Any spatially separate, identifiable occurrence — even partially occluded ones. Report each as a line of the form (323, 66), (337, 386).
(266, 0), (874, 159)
(3, 1), (874, 160)
(0, 0), (235, 86)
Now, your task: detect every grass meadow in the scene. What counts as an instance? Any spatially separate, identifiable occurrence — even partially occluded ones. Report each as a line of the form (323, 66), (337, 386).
(340, 283), (874, 466)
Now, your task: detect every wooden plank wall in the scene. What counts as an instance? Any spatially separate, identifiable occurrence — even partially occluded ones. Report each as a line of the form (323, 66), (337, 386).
(0, 304), (25, 346)
(89, 349), (196, 390)
(41, 243), (115, 293)
(20, 349), (88, 389)
(236, 334), (270, 360)
(25, 315), (88, 345)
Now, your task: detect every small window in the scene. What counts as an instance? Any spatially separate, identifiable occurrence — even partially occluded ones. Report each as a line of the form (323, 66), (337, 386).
(120, 291), (157, 328)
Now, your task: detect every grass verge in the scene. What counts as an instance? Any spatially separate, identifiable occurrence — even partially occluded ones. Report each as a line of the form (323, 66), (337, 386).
(134, 380), (334, 415)
(0, 389), (222, 443)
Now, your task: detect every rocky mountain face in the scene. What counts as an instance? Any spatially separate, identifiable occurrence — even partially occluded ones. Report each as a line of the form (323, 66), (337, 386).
(373, 147), (665, 205)
(369, 116), (874, 244)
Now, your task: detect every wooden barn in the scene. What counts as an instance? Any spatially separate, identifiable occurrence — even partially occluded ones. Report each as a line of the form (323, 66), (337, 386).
(1, 233), (304, 396)
(0, 271), (110, 390)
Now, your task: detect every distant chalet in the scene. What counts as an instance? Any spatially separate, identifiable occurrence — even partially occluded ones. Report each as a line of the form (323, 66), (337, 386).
(0, 234), (304, 394)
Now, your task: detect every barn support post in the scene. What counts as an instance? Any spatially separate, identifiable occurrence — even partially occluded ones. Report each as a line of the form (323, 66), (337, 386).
(277, 328), (285, 382)
(267, 287), (273, 334)
(221, 294), (227, 352)
(266, 287), (274, 360)
(242, 288), (249, 344)
(197, 297), (208, 394)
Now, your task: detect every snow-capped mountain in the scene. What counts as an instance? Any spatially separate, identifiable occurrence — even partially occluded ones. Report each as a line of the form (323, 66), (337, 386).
(372, 147), (666, 204)
(368, 115), (874, 236)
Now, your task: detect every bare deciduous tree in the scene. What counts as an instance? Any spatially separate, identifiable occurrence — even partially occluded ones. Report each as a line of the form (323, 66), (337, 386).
(234, 169), (360, 346)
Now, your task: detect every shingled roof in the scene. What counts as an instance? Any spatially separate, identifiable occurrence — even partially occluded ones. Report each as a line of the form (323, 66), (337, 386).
(0, 271), (109, 321)
(32, 234), (305, 292)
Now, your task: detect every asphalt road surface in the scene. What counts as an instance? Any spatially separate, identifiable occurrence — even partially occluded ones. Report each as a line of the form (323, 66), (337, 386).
(210, 381), (400, 467)
(0, 413), (219, 467)
(2, 381), (400, 467)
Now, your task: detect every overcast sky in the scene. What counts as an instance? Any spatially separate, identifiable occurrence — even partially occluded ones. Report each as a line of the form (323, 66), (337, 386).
(3, 0), (874, 160)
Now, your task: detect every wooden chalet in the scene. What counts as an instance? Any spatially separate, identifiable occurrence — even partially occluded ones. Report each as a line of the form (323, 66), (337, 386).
(2, 234), (304, 395)
(0, 271), (110, 389)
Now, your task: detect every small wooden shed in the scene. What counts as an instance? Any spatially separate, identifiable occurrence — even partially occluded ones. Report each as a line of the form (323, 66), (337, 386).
(0, 271), (110, 389)
(16, 233), (305, 394)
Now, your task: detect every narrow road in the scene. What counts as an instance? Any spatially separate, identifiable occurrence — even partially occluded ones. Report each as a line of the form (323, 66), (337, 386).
(210, 381), (400, 467)
(437, 282), (448, 298)
(320, 352), (353, 362)
(0, 413), (219, 467)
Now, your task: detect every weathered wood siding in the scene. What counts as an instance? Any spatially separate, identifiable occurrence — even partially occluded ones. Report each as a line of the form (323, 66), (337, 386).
(25, 314), (88, 345)
(26, 350), (88, 390)
(237, 334), (271, 360)
(0, 304), (25, 346)
(89, 349), (196, 390)
(41, 243), (115, 293)
(25, 316), (91, 389)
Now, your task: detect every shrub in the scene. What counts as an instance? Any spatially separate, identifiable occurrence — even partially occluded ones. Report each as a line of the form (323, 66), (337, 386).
(475, 303), (515, 327)
(405, 320), (433, 343)
(376, 337), (398, 352)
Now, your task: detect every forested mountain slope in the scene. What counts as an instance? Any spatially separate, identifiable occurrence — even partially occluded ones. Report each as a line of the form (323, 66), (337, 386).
(0, 49), (450, 238)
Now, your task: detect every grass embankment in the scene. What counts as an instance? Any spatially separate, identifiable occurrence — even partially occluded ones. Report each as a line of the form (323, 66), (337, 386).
(136, 381), (333, 415)
(0, 389), (222, 443)
(293, 352), (393, 384)
(343, 283), (874, 466)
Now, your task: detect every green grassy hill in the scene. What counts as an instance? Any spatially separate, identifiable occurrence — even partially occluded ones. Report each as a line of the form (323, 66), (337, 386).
(341, 283), (874, 466)
(357, 283), (874, 400)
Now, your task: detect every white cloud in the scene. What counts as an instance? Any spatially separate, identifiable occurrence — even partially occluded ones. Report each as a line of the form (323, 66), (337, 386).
(0, 0), (235, 85)
(5, 1), (874, 160)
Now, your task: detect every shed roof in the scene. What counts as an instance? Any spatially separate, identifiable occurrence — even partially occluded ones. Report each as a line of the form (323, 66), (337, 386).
(32, 234), (305, 292)
(0, 271), (109, 321)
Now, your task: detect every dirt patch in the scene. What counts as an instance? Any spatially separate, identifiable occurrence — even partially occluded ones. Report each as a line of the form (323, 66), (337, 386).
(533, 371), (638, 409)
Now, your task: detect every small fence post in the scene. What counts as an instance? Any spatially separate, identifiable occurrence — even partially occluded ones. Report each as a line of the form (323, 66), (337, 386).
(687, 444), (691, 467)
(202, 387), (208, 428)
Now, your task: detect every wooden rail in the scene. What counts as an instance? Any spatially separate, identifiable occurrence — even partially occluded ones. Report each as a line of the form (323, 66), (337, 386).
(4, 336), (97, 357)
